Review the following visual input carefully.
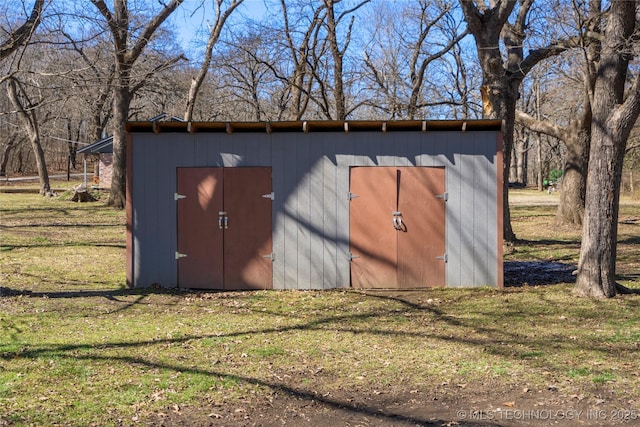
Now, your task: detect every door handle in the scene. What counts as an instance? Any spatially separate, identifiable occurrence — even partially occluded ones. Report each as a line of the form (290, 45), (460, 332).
(392, 211), (405, 231)
(392, 212), (402, 230)
(219, 212), (227, 229)
(224, 216), (229, 229)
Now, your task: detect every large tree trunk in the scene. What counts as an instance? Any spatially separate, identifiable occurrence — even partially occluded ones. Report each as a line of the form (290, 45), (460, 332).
(575, 0), (640, 297)
(556, 126), (589, 225)
(482, 78), (519, 242)
(91, 0), (183, 208)
(107, 82), (129, 209)
(462, 0), (520, 243)
(575, 127), (623, 297)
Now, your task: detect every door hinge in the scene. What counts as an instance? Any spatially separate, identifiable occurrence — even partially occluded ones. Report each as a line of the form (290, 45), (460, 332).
(436, 192), (448, 201)
(435, 254), (448, 263)
(262, 192), (275, 200)
(174, 193), (186, 201)
(262, 252), (275, 261)
(175, 251), (187, 260)
(348, 252), (360, 261)
(348, 192), (359, 200)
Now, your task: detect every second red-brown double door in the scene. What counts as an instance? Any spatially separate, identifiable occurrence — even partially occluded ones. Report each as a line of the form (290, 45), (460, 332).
(349, 167), (446, 289)
(176, 167), (272, 290)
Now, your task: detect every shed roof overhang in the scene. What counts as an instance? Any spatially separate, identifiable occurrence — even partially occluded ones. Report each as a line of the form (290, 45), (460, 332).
(126, 119), (504, 134)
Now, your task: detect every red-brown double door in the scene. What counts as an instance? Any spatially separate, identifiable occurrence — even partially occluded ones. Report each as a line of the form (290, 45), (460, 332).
(176, 167), (272, 290)
(349, 167), (446, 289)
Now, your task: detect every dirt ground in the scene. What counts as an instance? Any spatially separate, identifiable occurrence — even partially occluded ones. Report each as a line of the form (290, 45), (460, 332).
(142, 382), (636, 426)
(509, 192), (559, 206)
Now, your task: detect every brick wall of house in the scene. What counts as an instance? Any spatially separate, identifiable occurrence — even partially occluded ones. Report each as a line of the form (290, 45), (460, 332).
(100, 153), (113, 189)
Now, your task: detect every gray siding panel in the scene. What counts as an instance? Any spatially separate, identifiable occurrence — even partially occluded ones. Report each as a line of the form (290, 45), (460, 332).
(131, 135), (147, 287)
(258, 136), (272, 166)
(377, 132), (396, 166)
(154, 135), (175, 286)
(205, 133), (223, 166)
(486, 134), (500, 287)
(271, 136), (286, 289)
(296, 137), (312, 289)
(282, 134), (299, 289)
(322, 136), (338, 288)
(335, 134), (352, 287)
(444, 132), (461, 287)
(220, 135), (239, 167)
(473, 133), (491, 286)
(458, 134), (477, 286)
(194, 137), (208, 167)
(308, 139), (326, 289)
(394, 132), (414, 166)
(143, 134), (158, 286)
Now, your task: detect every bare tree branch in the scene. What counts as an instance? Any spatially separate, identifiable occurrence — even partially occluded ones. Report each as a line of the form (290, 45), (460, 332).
(0, 0), (45, 61)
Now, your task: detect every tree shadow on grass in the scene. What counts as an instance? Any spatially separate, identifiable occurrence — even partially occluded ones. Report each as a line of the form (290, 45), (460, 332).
(503, 260), (577, 287)
(3, 287), (635, 426)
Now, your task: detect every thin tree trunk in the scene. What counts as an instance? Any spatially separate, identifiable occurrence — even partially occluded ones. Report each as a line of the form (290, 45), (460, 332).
(324, 0), (346, 120)
(6, 78), (51, 196)
(0, 136), (18, 176)
(536, 136), (543, 190)
(183, 0), (243, 122)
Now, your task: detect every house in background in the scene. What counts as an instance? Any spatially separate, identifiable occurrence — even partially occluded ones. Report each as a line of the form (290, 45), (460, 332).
(78, 114), (183, 189)
(77, 135), (113, 188)
(126, 119), (505, 291)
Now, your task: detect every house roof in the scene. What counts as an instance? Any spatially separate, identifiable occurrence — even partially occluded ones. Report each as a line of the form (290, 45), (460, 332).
(77, 136), (113, 155)
(78, 113), (186, 155)
(126, 119), (504, 134)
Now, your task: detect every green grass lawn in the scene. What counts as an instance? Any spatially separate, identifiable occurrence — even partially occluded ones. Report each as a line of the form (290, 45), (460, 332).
(1, 189), (639, 425)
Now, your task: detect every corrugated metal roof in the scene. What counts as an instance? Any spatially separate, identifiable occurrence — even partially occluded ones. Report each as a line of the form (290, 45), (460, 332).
(126, 119), (504, 134)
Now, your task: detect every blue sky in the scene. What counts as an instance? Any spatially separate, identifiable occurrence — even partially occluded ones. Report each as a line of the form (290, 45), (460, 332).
(171, 0), (268, 51)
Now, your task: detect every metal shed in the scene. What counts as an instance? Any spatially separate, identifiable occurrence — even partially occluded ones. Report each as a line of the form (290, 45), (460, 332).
(126, 120), (504, 290)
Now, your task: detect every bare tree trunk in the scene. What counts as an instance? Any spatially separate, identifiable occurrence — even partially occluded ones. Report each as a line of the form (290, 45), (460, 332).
(461, 0), (581, 242)
(556, 126), (589, 225)
(555, 0), (598, 225)
(516, 109), (590, 225)
(481, 77), (520, 242)
(183, 0), (243, 122)
(0, 136), (18, 176)
(324, 0), (346, 120)
(575, 0), (640, 297)
(108, 82), (129, 209)
(91, 0), (184, 208)
(461, 1), (520, 242)
(536, 134), (543, 191)
(278, 1), (323, 120)
(6, 78), (51, 195)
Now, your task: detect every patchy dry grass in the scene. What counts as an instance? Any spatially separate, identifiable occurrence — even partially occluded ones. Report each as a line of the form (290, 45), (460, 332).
(509, 190), (640, 286)
(1, 189), (639, 426)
